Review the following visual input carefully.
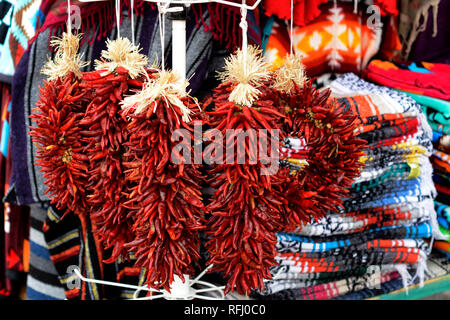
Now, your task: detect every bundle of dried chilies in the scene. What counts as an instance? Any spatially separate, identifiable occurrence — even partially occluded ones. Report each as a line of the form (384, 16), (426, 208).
(204, 46), (291, 295)
(30, 32), (91, 217)
(120, 70), (206, 292)
(79, 37), (150, 262)
(270, 54), (367, 230)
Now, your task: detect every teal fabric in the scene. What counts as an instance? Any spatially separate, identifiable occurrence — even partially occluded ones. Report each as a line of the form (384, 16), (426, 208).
(422, 106), (450, 125)
(398, 90), (450, 116)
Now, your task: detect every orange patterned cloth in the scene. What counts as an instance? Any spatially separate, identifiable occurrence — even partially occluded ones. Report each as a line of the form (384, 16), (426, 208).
(264, 2), (382, 77)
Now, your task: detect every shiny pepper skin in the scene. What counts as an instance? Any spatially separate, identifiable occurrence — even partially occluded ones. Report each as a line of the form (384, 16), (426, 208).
(122, 97), (206, 292)
(29, 72), (91, 217)
(79, 66), (154, 263)
(267, 80), (368, 229)
(204, 80), (290, 296)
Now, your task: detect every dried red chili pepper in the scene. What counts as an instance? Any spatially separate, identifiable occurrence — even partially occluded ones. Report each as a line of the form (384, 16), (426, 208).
(78, 37), (151, 263)
(120, 70), (206, 292)
(204, 46), (291, 295)
(29, 33), (91, 218)
(267, 55), (367, 229)
(30, 72), (92, 217)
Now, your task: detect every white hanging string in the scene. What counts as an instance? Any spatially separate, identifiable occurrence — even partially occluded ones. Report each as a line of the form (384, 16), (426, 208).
(240, 0), (248, 51)
(289, 0), (293, 55)
(131, 0), (135, 45)
(239, 0), (248, 75)
(157, 2), (170, 70)
(67, 0), (72, 33)
(115, 0), (121, 38)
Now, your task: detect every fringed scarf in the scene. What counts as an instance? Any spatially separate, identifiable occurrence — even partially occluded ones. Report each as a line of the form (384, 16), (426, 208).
(34, 0), (258, 52)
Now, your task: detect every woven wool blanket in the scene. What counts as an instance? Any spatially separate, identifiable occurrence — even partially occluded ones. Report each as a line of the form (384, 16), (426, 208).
(261, 265), (401, 296)
(275, 247), (426, 273)
(277, 238), (429, 254)
(278, 223), (433, 249)
(291, 208), (432, 237)
(256, 271), (401, 299)
(327, 73), (432, 144)
(268, 266), (369, 281)
(358, 117), (419, 144)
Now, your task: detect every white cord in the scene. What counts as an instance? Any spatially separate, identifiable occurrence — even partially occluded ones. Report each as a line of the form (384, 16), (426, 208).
(239, 0), (248, 75)
(289, 0), (293, 55)
(240, 0), (248, 51)
(131, 0), (135, 45)
(67, 0), (72, 33)
(157, 2), (170, 70)
(116, 0), (121, 38)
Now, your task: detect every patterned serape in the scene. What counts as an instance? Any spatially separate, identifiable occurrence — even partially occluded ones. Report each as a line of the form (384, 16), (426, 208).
(336, 94), (419, 130)
(292, 205), (432, 237)
(328, 73), (433, 144)
(278, 222), (432, 249)
(26, 204), (65, 300)
(275, 247), (426, 273)
(331, 277), (404, 300)
(268, 266), (369, 281)
(263, 2), (383, 77)
(258, 271), (400, 299)
(358, 117), (419, 144)
(261, 265), (399, 295)
(277, 238), (429, 254)
(350, 176), (432, 196)
(355, 157), (431, 183)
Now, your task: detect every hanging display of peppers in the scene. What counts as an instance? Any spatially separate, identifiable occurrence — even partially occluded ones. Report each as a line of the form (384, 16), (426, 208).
(204, 46), (291, 295)
(29, 32), (91, 218)
(269, 54), (367, 229)
(79, 37), (150, 263)
(120, 70), (206, 292)
(29, 8), (367, 298)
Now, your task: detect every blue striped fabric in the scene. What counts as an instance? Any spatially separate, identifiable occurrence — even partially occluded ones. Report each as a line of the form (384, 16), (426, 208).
(278, 222), (433, 250)
(26, 204), (65, 300)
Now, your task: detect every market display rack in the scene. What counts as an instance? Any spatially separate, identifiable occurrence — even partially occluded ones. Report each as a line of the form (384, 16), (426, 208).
(73, 0), (261, 300)
(70, 0), (450, 301)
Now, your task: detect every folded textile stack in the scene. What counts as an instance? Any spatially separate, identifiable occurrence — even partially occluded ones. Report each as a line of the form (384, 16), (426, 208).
(365, 60), (450, 260)
(432, 137), (450, 258)
(252, 73), (443, 300)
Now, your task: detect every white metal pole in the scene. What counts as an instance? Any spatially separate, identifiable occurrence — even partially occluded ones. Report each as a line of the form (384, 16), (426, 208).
(172, 18), (187, 81)
(168, 3), (190, 299)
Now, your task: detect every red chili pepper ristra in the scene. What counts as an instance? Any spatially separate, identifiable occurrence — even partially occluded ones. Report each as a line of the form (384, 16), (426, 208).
(30, 72), (92, 216)
(204, 46), (290, 295)
(267, 54), (367, 229)
(120, 70), (206, 292)
(29, 33), (91, 217)
(78, 37), (150, 263)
